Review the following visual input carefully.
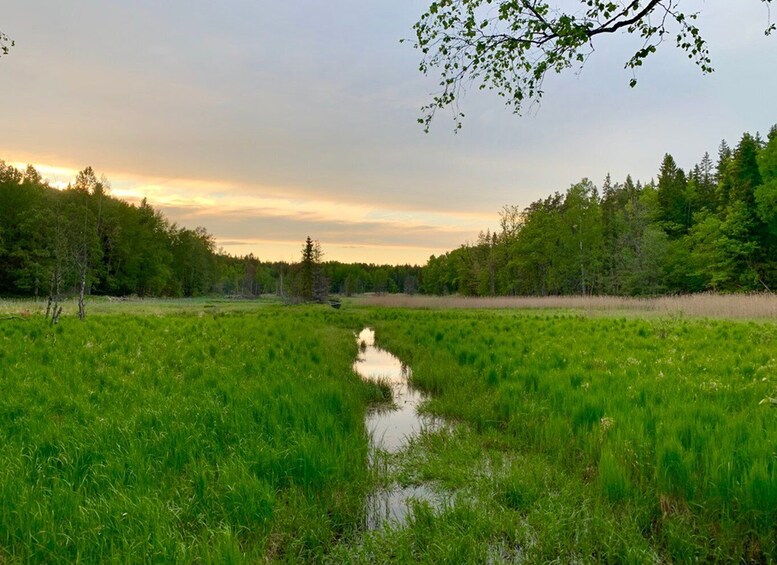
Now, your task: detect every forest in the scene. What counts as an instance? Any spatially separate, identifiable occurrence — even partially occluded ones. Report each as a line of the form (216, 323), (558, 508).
(0, 163), (420, 298)
(2, 123), (775, 300)
(422, 124), (777, 296)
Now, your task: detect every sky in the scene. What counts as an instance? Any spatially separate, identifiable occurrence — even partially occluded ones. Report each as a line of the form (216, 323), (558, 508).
(1, 1), (776, 264)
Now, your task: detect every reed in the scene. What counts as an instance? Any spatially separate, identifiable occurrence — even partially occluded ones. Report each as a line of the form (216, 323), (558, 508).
(362, 292), (777, 319)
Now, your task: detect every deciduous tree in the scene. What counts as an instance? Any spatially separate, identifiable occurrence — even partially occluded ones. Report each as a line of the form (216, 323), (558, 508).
(411, 1), (775, 129)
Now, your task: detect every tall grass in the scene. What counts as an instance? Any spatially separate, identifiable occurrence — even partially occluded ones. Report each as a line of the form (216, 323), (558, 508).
(363, 310), (777, 562)
(4, 300), (775, 562)
(0, 307), (378, 562)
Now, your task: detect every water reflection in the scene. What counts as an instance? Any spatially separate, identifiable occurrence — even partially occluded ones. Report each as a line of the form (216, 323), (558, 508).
(353, 327), (444, 529)
(364, 484), (442, 530)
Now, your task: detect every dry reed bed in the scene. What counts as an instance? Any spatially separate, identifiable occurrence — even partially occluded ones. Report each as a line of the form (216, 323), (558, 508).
(362, 293), (777, 319)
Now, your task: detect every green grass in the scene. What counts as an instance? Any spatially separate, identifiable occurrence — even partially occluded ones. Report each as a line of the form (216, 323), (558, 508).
(1, 303), (776, 562)
(0, 306), (381, 562)
(349, 310), (777, 563)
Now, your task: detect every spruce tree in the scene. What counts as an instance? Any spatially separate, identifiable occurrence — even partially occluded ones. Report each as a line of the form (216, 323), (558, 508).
(299, 236), (315, 302)
(656, 154), (689, 235)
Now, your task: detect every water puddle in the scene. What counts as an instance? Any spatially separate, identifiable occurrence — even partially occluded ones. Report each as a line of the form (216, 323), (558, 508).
(353, 328), (445, 529)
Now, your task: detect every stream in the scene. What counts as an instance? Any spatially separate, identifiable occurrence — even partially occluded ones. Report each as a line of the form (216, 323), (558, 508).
(352, 328), (446, 530)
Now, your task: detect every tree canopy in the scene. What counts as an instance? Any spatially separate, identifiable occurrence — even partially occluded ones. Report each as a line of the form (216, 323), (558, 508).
(412, 0), (775, 130)
(0, 162), (421, 298)
(422, 123), (777, 296)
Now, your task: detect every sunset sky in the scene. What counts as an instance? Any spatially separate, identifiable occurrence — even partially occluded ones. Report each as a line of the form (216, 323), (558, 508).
(2, 1), (776, 264)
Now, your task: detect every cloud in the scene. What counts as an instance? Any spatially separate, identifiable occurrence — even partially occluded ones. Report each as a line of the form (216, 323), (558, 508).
(2, 0), (776, 265)
(5, 156), (489, 264)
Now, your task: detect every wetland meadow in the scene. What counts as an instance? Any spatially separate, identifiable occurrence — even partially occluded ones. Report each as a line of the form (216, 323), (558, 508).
(0, 297), (775, 562)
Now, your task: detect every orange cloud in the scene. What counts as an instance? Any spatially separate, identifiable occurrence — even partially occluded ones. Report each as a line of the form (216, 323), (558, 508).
(4, 155), (494, 264)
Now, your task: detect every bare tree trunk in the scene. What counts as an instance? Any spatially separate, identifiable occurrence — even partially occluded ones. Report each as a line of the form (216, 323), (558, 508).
(51, 304), (63, 326)
(78, 266), (86, 321)
(47, 274), (63, 326)
(45, 275), (53, 320)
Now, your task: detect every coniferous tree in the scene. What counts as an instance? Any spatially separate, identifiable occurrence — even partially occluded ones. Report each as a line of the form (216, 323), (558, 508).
(716, 140), (734, 213)
(728, 133), (762, 210)
(754, 126), (777, 287)
(298, 236), (315, 301)
(696, 151), (717, 209)
(657, 154), (689, 235)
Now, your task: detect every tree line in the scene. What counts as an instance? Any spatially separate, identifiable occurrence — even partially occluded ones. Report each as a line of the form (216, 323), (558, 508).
(5, 121), (773, 300)
(422, 124), (777, 296)
(0, 162), (421, 298)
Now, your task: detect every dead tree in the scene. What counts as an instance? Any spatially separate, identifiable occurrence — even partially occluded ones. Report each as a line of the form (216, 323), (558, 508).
(46, 272), (63, 326)
(77, 266), (86, 321)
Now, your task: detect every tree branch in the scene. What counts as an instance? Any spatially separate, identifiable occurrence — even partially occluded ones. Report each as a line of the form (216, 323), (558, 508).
(0, 31), (14, 57)
(589, 0), (664, 37)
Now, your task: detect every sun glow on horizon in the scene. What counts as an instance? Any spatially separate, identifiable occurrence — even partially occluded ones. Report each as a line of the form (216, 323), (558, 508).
(218, 238), (451, 265)
(4, 156), (495, 265)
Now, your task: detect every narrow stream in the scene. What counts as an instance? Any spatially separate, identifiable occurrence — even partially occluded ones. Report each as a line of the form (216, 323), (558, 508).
(352, 328), (445, 529)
